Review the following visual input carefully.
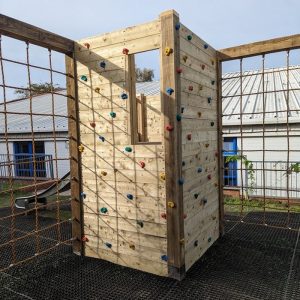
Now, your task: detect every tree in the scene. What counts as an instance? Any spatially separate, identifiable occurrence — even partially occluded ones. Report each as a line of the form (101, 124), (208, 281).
(14, 83), (61, 98)
(135, 68), (154, 82)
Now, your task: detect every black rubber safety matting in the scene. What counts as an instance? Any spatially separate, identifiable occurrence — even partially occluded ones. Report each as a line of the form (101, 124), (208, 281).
(0, 211), (299, 300)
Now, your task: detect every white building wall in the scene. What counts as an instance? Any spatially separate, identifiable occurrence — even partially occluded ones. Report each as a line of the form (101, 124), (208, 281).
(0, 141), (15, 177)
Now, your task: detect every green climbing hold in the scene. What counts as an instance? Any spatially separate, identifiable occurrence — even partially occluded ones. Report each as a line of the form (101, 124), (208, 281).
(187, 35), (192, 41)
(125, 146), (132, 153)
(100, 207), (108, 214)
(176, 114), (182, 121)
(110, 112), (116, 118)
(80, 75), (88, 82)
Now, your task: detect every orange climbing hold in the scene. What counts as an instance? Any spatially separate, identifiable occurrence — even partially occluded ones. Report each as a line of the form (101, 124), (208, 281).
(90, 122), (96, 128)
(83, 42), (90, 49)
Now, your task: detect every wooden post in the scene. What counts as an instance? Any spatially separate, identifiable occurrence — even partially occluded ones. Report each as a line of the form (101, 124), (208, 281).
(65, 54), (83, 255)
(216, 59), (225, 236)
(160, 10), (185, 280)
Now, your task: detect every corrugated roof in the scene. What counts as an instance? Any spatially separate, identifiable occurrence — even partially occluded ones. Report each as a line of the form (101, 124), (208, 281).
(136, 81), (160, 96)
(222, 66), (300, 125)
(0, 92), (68, 134)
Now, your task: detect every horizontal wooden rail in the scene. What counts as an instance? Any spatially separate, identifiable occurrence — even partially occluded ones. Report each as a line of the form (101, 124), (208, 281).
(0, 14), (74, 54)
(218, 34), (300, 61)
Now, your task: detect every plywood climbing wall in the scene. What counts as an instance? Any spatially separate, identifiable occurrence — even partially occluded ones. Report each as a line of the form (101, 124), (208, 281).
(74, 19), (169, 276)
(178, 25), (220, 270)
(70, 10), (221, 280)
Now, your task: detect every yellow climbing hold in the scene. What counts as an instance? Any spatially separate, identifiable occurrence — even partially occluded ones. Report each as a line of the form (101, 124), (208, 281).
(160, 173), (166, 180)
(101, 171), (107, 176)
(168, 201), (175, 208)
(165, 47), (173, 56)
(78, 145), (84, 153)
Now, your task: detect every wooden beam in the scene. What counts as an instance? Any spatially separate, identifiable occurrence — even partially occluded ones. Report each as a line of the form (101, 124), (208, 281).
(160, 10), (185, 280)
(218, 34), (300, 61)
(65, 54), (83, 255)
(0, 14), (74, 54)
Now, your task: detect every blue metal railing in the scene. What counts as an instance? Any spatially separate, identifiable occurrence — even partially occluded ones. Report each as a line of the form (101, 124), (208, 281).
(0, 154), (54, 179)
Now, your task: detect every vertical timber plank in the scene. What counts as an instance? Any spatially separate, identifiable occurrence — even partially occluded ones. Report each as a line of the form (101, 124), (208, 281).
(216, 59), (224, 235)
(66, 54), (83, 255)
(160, 10), (185, 280)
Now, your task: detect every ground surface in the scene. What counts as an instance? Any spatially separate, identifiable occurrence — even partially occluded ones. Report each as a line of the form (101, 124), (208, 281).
(0, 210), (299, 300)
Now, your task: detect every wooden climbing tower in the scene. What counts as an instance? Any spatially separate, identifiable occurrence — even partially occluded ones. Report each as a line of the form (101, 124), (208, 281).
(69, 10), (221, 280)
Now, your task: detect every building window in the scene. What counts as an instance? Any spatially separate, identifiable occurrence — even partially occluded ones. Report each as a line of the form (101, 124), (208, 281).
(128, 49), (161, 144)
(13, 141), (48, 178)
(223, 137), (238, 186)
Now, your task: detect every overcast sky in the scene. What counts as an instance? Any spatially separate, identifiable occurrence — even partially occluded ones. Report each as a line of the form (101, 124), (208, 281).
(1, 0), (300, 99)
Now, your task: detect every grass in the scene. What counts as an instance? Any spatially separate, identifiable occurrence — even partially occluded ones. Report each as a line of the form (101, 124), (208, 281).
(225, 196), (300, 213)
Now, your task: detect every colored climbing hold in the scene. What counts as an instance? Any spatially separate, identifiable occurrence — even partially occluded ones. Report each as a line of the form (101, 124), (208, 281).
(187, 35), (192, 41)
(101, 171), (107, 176)
(178, 178), (184, 185)
(160, 173), (166, 180)
(207, 174), (212, 180)
(198, 112), (202, 118)
(194, 193), (199, 199)
(182, 161), (185, 166)
(201, 64), (206, 70)
(211, 121), (215, 126)
(78, 145), (84, 152)
(165, 47), (173, 56)
(211, 59), (215, 65)
(122, 48), (129, 55)
(176, 67), (183, 74)
(137, 220), (144, 228)
(175, 23), (181, 30)
(166, 87), (174, 95)
(182, 55), (188, 63)
(129, 244), (135, 250)
(198, 84), (203, 91)
(99, 136), (105, 142)
(161, 212), (167, 219)
(110, 112), (116, 118)
(197, 167), (202, 173)
(204, 44), (208, 49)
(211, 80), (215, 85)
(205, 143), (209, 148)
(181, 107), (184, 113)
(183, 213), (187, 219)
(208, 237), (212, 243)
(127, 194), (133, 200)
(139, 161), (145, 168)
(99, 61), (106, 68)
(94, 87), (100, 93)
(125, 146), (132, 152)
(166, 124), (174, 132)
(80, 75), (88, 82)
(168, 201), (175, 208)
(194, 240), (198, 247)
(83, 42), (90, 49)
(100, 207), (108, 214)
(202, 197), (208, 205)
(215, 151), (218, 157)
(120, 92), (128, 100)
(187, 134), (192, 140)
(82, 236), (89, 242)
(90, 122), (96, 128)
(188, 85), (193, 91)
(161, 255), (168, 262)
(207, 97), (212, 104)
(176, 114), (182, 121)
(105, 242), (112, 248)
(80, 192), (86, 199)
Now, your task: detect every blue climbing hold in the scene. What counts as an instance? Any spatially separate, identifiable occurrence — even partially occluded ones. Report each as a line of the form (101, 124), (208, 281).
(99, 61), (106, 68)
(211, 80), (215, 85)
(178, 178), (184, 185)
(194, 193), (199, 199)
(202, 198), (208, 204)
(161, 255), (168, 262)
(197, 167), (202, 173)
(166, 87), (174, 95)
(175, 23), (180, 30)
(208, 237), (212, 243)
(80, 192), (86, 199)
(127, 194), (133, 200)
(100, 207), (108, 214)
(137, 220), (144, 228)
(105, 242), (112, 248)
(182, 161), (185, 166)
(120, 92), (128, 100)
(204, 44), (208, 49)
(207, 97), (212, 104)
(176, 114), (182, 121)
(99, 136), (105, 142)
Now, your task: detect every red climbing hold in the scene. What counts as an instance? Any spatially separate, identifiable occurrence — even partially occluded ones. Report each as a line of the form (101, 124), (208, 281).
(187, 134), (192, 140)
(176, 67), (183, 74)
(161, 212), (167, 219)
(139, 161), (146, 168)
(90, 122), (96, 128)
(166, 125), (174, 131)
(183, 213), (187, 219)
(207, 174), (212, 180)
(188, 85), (193, 91)
(82, 236), (89, 242)
(122, 48), (129, 55)
(84, 43), (90, 49)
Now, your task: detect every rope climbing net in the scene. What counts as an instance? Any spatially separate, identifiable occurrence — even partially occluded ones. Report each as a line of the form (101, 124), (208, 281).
(0, 33), (75, 272)
(221, 49), (300, 232)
